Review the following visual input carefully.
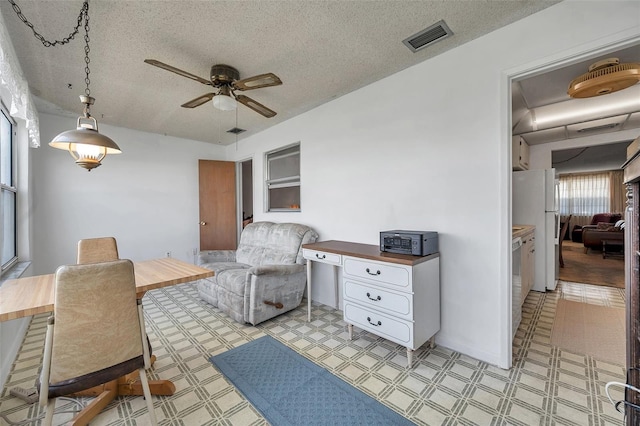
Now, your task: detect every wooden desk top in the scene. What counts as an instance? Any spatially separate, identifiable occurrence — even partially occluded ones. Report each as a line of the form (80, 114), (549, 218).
(0, 258), (214, 322)
(302, 240), (439, 266)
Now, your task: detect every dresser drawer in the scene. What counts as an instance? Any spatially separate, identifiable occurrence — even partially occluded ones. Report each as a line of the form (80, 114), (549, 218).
(343, 257), (410, 289)
(302, 249), (342, 266)
(344, 302), (413, 346)
(343, 280), (412, 318)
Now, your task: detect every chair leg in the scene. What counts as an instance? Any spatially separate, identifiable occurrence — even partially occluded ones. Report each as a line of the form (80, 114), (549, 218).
(43, 398), (55, 426)
(138, 368), (158, 426)
(70, 380), (118, 426)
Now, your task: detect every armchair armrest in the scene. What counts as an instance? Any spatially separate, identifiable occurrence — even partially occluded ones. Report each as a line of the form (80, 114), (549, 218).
(198, 250), (236, 264)
(248, 264), (305, 276)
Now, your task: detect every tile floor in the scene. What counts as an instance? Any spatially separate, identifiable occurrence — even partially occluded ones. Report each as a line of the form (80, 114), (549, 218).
(0, 280), (627, 425)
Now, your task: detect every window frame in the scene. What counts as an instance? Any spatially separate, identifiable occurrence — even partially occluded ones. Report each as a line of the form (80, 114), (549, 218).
(0, 101), (18, 273)
(264, 142), (301, 212)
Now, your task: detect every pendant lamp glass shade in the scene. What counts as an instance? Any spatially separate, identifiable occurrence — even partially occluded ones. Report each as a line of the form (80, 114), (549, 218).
(49, 96), (121, 171)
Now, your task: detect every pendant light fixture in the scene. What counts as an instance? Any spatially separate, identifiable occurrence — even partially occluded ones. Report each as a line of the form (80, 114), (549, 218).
(9, 0), (121, 171)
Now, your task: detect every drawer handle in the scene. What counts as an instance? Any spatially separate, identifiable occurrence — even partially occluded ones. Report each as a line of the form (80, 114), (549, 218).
(366, 292), (381, 301)
(367, 317), (382, 327)
(365, 268), (381, 276)
(315, 253), (326, 259)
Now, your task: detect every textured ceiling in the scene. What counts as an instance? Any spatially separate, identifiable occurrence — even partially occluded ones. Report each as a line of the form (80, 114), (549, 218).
(0, 0), (560, 145)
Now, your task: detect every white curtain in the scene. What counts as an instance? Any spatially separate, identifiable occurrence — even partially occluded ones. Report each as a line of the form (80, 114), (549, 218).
(0, 9), (40, 148)
(559, 171), (623, 228)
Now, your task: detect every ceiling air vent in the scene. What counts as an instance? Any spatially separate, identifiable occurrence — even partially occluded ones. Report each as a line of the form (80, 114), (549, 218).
(576, 123), (620, 133)
(226, 127), (246, 135)
(402, 20), (453, 53)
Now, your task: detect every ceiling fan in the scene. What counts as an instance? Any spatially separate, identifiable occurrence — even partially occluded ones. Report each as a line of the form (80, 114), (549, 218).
(144, 59), (282, 118)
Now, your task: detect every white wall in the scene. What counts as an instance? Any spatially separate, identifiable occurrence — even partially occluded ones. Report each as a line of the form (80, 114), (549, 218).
(33, 113), (227, 275)
(224, 1), (640, 367)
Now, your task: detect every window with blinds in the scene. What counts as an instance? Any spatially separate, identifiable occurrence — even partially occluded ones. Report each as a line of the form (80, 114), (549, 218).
(265, 143), (300, 212)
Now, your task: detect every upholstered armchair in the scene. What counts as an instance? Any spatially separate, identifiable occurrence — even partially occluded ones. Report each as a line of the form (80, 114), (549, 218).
(197, 222), (318, 325)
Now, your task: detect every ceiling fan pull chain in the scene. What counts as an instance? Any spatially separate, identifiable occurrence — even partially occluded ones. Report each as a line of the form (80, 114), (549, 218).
(7, 0), (89, 48)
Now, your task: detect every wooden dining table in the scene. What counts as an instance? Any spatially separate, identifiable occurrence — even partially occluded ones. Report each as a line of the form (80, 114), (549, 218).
(0, 257), (214, 425)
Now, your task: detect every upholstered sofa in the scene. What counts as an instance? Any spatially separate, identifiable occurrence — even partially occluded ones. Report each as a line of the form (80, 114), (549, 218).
(582, 220), (625, 252)
(572, 213), (622, 243)
(197, 222), (318, 325)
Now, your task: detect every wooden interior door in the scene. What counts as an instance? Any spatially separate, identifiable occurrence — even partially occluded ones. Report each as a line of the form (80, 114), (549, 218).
(199, 160), (237, 250)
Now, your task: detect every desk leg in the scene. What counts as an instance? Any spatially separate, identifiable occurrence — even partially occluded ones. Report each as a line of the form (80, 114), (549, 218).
(406, 348), (413, 368)
(307, 259), (312, 322)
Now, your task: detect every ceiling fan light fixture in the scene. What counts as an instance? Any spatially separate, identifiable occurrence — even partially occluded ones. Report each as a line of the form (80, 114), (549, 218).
(213, 94), (237, 111)
(145, 60), (282, 118)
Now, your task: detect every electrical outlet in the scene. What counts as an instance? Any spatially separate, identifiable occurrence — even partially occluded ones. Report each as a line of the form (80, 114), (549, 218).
(192, 248), (198, 255)
(166, 251), (171, 258)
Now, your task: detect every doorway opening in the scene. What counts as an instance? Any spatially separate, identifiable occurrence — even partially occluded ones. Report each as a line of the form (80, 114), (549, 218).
(238, 158), (253, 242)
(508, 40), (638, 368)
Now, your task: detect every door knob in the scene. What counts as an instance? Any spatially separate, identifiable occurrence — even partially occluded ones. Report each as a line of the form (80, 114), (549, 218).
(200, 221), (206, 226)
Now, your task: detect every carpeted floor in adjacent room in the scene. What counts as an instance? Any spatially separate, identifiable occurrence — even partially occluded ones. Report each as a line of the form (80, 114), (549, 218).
(559, 240), (624, 288)
(0, 280), (627, 425)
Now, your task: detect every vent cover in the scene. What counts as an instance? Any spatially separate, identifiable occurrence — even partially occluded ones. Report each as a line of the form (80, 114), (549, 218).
(226, 127), (246, 135)
(576, 123), (619, 133)
(402, 20), (453, 53)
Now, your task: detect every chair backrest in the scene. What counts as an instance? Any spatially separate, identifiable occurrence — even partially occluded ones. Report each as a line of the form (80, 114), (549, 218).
(235, 222), (319, 266)
(49, 259), (143, 387)
(77, 237), (119, 264)
(559, 215), (572, 242)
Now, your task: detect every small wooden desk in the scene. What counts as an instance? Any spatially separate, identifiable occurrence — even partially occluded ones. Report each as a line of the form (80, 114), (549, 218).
(302, 240), (440, 367)
(0, 258), (214, 425)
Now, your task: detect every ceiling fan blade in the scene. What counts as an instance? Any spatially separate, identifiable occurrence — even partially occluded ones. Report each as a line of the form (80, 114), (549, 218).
(181, 93), (215, 108)
(233, 73), (282, 91)
(144, 59), (211, 86)
(235, 95), (277, 118)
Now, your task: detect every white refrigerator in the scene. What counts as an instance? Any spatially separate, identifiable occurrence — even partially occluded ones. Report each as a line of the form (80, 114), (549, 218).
(513, 169), (559, 292)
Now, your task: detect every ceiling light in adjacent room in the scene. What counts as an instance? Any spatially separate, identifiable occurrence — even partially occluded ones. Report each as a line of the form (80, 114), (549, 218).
(568, 57), (640, 98)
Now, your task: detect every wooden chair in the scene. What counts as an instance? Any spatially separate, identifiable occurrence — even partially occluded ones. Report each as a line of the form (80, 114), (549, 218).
(76, 236), (165, 398)
(77, 237), (119, 264)
(559, 215), (572, 268)
(39, 260), (157, 425)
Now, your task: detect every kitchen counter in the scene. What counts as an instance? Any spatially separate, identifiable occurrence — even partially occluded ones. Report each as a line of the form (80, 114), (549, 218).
(513, 225), (535, 239)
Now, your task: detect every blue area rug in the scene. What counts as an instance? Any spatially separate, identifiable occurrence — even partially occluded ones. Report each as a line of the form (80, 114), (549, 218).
(209, 335), (414, 425)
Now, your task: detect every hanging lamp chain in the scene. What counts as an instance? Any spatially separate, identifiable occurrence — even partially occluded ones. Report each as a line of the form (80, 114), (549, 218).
(8, 0), (89, 47)
(8, 0), (92, 111)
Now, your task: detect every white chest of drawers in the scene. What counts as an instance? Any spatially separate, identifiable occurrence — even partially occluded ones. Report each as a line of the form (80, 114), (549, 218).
(302, 240), (440, 367)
